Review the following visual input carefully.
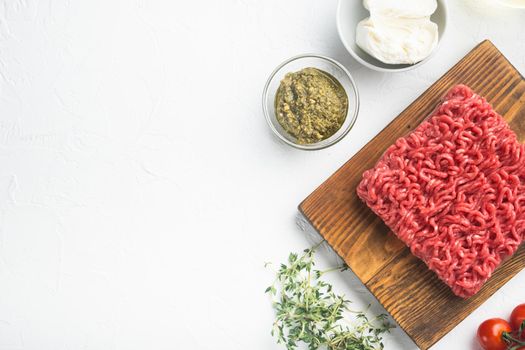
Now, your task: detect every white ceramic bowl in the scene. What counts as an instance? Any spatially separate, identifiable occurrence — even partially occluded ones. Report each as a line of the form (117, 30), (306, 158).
(337, 0), (449, 72)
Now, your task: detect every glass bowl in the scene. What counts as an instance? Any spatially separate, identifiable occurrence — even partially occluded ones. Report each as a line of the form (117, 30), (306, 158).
(262, 54), (359, 150)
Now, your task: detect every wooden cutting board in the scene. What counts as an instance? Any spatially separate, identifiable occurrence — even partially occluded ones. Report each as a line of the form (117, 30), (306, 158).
(299, 40), (525, 349)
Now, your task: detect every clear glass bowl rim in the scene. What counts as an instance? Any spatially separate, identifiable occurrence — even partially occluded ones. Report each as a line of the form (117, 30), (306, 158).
(262, 54), (360, 150)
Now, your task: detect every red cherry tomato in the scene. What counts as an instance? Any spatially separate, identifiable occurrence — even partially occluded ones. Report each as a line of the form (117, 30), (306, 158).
(510, 304), (525, 339)
(477, 318), (512, 350)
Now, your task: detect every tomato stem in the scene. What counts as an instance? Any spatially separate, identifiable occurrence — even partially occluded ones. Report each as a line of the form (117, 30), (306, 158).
(503, 331), (525, 348)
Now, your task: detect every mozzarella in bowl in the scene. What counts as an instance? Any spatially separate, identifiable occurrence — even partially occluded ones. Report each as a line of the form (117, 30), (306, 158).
(356, 0), (439, 65)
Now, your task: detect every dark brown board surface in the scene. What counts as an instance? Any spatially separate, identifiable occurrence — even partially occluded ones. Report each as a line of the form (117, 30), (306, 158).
(299, 40), (525, 350)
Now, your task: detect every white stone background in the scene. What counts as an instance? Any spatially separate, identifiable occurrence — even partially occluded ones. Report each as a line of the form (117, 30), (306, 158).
(0, 0), (524, 349)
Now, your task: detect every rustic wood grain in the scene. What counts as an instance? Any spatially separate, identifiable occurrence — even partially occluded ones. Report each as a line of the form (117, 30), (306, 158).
(299, 40), (525, 350)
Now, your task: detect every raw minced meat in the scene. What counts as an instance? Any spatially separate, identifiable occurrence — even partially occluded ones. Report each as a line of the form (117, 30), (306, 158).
(357, 85), (525, 298)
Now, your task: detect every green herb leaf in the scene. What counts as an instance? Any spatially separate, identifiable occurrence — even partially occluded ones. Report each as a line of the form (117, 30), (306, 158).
(266, 243), (394, 350)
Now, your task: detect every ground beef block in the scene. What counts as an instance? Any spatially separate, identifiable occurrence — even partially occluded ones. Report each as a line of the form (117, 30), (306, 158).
(357, 85), (525, 298)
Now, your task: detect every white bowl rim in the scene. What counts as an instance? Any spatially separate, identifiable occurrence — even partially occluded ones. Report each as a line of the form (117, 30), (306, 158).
(336, 0), (449, 73)
(262, 54), (360, 151)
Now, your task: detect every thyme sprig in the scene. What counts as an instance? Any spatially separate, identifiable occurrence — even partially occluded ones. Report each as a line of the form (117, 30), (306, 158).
(265, 243), (394, 350)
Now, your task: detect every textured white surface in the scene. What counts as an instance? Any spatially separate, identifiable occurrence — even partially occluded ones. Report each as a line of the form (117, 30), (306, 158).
(0, 1), (524, 349)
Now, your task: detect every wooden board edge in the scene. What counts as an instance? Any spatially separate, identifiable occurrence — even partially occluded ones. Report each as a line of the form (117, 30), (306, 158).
(493, 39), (525, 81)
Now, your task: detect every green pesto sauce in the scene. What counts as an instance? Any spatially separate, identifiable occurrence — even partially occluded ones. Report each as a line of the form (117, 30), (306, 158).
(275, 67), (348, 145)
